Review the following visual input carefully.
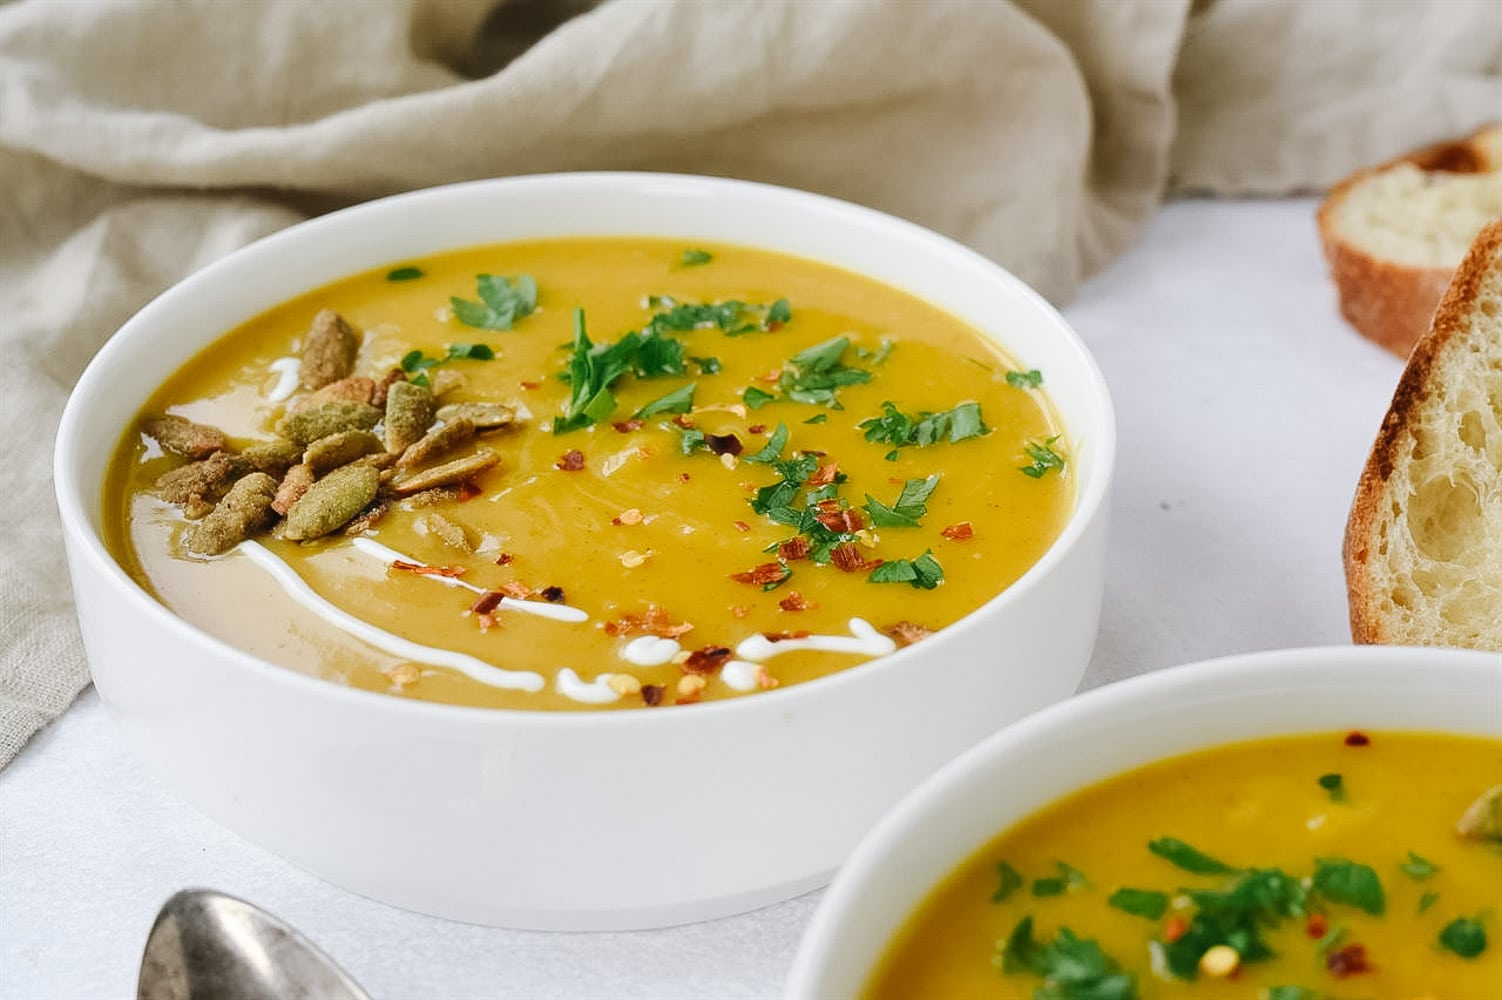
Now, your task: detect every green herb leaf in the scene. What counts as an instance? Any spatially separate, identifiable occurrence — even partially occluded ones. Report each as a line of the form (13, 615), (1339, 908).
(1032, 877), (1066, 897)
(634, 383), (696, 419)
(401, 343), (496, 378)
(1006, 368), (1043, 389)
(445, 342), (495, 362)
(867, 550), (943, 590)
(1162, 867), (1307, 979)
(803, 413), (827, 425)
(1315, 923), (1348, 956)
(1311, 857), (1385, 915)
(646, 297), (789, 337)
(1439, 916), (1487, 958)
(688, 355), (721, 374)
(997, 917), (1138, 999)
(554, 308), (635, 434)
(451, 273), (538, 330)
(772, 335), (872, 408)
(386, 266), (424, 282)
(743, 386), (777, 410)
(677, 426), (707, 456)
(679, 248), (713, 267)
(1147, 838), (1239, 876)
(863, 475), (940, 528)
(1265, 987), (1321, 1000)
(400, 349), (437, 374)
(1399, 851), (1439, 880)
(1021, 436), (1067, 478)
(742, 422), (789, 464)
(1419, 891), (1441, 914)
(1318, 773), (1346, 802)
(858, 400), (989, 452)
(767, 298), (791, 325)
(1107, 888), (1168, 920)
(991, 861), (1024, 903)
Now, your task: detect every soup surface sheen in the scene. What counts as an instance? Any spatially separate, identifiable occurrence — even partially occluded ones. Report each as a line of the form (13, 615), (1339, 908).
(864, 731), (1502, 999)
(106, 238), (1072, 710)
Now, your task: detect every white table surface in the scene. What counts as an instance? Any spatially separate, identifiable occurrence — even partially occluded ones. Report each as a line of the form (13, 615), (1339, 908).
(0, 198), (1408, 999)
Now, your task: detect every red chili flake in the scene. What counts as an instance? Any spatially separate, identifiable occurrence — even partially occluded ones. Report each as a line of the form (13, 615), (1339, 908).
(883, 621), (935, 647)
(555, 449), (586, 471)
(778, 591), (815, 612)
(1306, 913), (1328, 939)
(815, 508), (864, 533)
(778, 537), (811, 561)
(520, 380), (541, 390)
(470, 590), (505, 615)
(807, 463), (840, 487)
(390, 560), (466, 578)
(682, 645), (733, 675)
(603, 605), (694, 638)
(672, 414), (696, 429)
(748, 424), (766, 435)
(730, 562), (791, 586)
(498, 581), (532, 599)
(455, 480), (483, 502)
(732, 520), (751, 533)
(767, 320), (784, 332)
(1344, 731), (1370, 747)
(612, 419), (644, 433)
(494, 553), (514, 566)
(762, 630), (811, 642)
(705, 433), (743, 456)
(940, 521), (975, 541)
(1326, 943), (1373, 978)
(1163, 916), (1187, 943)
(539, 585), (565, 604)
(754, 368), (781, 383)
(641, 684), (665, 707)
(830, 543), (879, 572)
(678, 472), (691, 483)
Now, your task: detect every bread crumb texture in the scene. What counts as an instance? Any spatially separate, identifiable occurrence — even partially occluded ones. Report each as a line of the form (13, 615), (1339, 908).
(1329, 165), (1502, 268)
(1347, 220), (1502, 649)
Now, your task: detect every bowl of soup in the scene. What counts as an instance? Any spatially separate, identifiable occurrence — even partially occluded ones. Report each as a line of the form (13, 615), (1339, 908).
(53, 172), (1114, 929)
(786, 646), (1502, 997)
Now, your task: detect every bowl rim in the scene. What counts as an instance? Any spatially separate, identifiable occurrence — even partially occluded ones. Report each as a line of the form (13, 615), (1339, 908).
(54, 170), (1116, 730)
(783, 643), (1502, 995)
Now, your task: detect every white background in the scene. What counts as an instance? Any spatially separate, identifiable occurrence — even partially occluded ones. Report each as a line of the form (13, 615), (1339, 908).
(0, 199), (1413, 998)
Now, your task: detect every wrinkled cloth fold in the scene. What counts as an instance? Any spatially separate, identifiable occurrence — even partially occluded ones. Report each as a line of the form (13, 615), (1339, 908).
(2, 0), (1498, 767)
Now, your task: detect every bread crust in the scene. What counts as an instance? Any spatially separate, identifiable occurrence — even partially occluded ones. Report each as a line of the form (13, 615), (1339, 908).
(1343, 217), (1502, 643)
(1317, 124), (1501, 359)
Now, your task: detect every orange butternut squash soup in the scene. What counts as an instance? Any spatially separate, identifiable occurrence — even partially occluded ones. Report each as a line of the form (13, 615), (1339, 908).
(104, 238), (1073, 710)
(863, 731), (1502, 999)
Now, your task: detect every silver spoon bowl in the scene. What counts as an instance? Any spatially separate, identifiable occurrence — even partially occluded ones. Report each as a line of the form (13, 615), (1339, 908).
(138, 888), (370, 1000)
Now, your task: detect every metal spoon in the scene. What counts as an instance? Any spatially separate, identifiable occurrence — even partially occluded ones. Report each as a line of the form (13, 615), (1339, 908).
(138, 888), (370, 1000)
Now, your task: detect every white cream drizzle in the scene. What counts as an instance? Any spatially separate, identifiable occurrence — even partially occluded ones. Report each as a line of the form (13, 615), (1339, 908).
(235, 540), (545, 691)
(620, 635), (680, 666)
(734, 617), (896, 662)
(555, 667), (622, 704)
(720, 660), (764, 692)
(265, 357), (301, 402)
(348, 537), (588, 622)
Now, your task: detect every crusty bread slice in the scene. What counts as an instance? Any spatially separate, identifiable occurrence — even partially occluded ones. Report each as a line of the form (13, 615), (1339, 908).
(1344, 218), (1502, 650)
(1319, 124), (1502, 357)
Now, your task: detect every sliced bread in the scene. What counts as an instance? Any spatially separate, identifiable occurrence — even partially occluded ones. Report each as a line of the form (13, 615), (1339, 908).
(1344, 217), (1502, 650)
(1318, 124), (1502, 357)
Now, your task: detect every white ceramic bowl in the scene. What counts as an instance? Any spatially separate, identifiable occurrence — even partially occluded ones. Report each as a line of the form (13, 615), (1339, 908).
(53, 173), (1114, 930)
(785, 645), (1502, 995)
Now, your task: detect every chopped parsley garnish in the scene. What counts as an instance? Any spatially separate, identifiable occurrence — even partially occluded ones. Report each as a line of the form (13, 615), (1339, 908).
(867, 550), (943, 590)
(803, 413), (827, 424)
(863, 475), (939, 527)
(858, 400), (988, 451)
(644, 296), (790, 337)
(679, 248), (713, 267)
(385, 266), (424, 282)
(1318, 773), (1346, 802)
(1021, 436), (1067, 478)
(1006, 368), (1044, 389)
(1419, 891), (1441, 914)
(688, 355), (721, 374)
(1107, 888), (1168, 920)
(1439, 916), (1487, 958)
(991, 861), (1024, 903)
(1265, 987), (1321, 1000)
(1161, 867), (1307, 978)
(1147, 837), (1239, 876)
(1399, 851), (1439, 879)
(633, 382), (696, 419)
(742, 422), (789, 464)
(998, 917), (1138, 1000)
(743, 386), (776, 410)
(772, 336), (872, 408)
(451, 273), (538, 330)
(401, 343), (497, 383)
(1314, 923), (1348, 956)
(856, 339), (895, 364)
(1311, 857), (1385, 915)
(554, 308), (635, 434)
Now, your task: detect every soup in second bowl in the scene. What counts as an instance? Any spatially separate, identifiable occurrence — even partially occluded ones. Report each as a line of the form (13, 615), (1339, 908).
(104, 238), (1073, 710)
(865, 730), (1502, 998)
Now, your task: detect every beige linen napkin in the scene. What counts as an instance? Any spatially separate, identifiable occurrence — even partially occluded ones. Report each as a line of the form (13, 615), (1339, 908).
(2, 0), (1498, 768)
